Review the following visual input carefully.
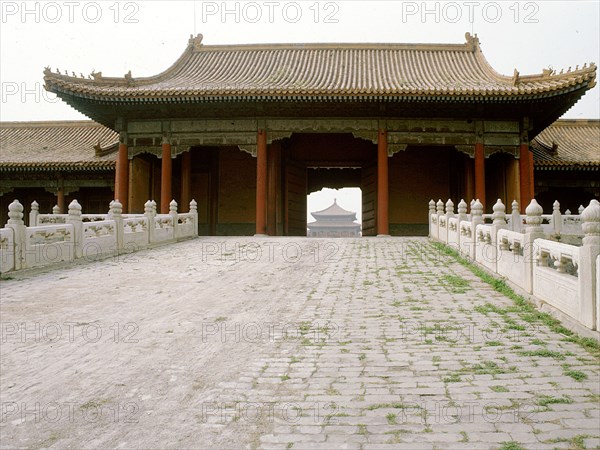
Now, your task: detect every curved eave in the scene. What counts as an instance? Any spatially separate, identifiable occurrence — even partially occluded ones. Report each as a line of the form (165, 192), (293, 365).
(534, 162), (599, 171)
(48, 81), (594, 105)
(0, 162), (116, 173)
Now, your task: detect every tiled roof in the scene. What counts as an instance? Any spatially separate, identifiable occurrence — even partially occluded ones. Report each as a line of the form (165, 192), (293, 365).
(44, 33), (596, 102)
(311, 200), (357, 219)
(532, 120), (600, 169)
(0, 121), (118, 172)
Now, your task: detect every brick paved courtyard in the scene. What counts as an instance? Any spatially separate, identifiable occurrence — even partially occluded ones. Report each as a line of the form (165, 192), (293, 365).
(1, 238), (599, 449)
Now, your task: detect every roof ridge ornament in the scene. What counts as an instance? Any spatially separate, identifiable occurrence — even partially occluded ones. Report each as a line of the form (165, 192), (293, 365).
(189, 33), (204, 51)
(512, 69), (520, 86)
(464, 32), (479, 51)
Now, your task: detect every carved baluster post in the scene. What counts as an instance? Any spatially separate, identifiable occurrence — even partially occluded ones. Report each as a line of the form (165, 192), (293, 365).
(523, 199), (544, 294)
(428, 200), (436, 237)
(470, 199), (484, 262)
(144, 200), (154, 245)
(170, 199), (178, 240)
(491, 199), (507, 271)
(109, 200), (124, 254)
(190, 199), (198, 236)
(552, 200), (562, 236)
(428, 199), (436, 217)
(151, 200), (157, 218)
(525, 199), (544, 234)
(67, 199), (82, 259)
(436, 199), (444, 217)
(29, 201), (39, 227)
(445, 199), (455, 218)
(579, 200), (600, 329)
(457, 199), (468, 253)
(578, 205), (585, 215)
(444, 199), (455, 244)
(457, 199), (468, 223)
(492, 199), (507, 228)
(511, 200), (521, 233)
(52, 205), (60, 215)
(433, 199), (444, 240)
(565, 209), (572, 216)
(7, 200), (25, 270)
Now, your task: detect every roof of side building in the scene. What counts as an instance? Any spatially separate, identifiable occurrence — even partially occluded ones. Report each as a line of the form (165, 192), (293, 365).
(531, 119), (600, 170)
(0, 121), (118, 172)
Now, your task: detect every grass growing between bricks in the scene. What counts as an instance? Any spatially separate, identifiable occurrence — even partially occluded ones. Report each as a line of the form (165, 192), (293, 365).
(431, 242), (600, 358)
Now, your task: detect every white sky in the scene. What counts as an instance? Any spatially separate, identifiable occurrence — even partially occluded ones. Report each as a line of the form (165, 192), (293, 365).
(1, 1), (598, 220)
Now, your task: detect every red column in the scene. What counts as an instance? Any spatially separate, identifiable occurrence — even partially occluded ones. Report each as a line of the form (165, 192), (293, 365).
(161, 142), (172, 214)
(115, 143), (129, 212)
(181, 151), (192, 211)
(255, 129), (267, 235)
(528, 148), (535, 203)
(474, 142), (486, 211)
(267, 141), (280, 236)
(377, 128), (389, 235)
(519, 143), (531, 213)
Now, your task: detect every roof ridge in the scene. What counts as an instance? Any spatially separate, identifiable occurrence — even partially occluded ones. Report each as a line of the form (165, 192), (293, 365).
(43, 32), (481, 87)
(0, 120), (105, 128)
(551, 119), (600, 126)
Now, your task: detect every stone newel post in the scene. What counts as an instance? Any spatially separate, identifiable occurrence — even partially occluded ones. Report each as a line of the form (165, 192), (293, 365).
(456, 199), (468, 253)
(511, 200), (521, 233)
(144, 200), (155, 244)
(7, 200), (25, 270)
(29, 201), (39, 227)
(170, 200), (178, 240)
(469, 199), (484, 261)
(457, 199), (468, 222)
(580, 199), (600, 329)
(52, 205), (60, 215)
(190, 199), (198, 235)
(525, 199), (544, 234)
(109, 200), (124, 253)
(67, 200), (83, 259)
(523, 199), (544, 294)
(552, 200), (562, 236)
(471, 199), (484, 229)
(428, 200), (436, 237)
(436, 199), (444, 218)
(492, 199), (507, 228)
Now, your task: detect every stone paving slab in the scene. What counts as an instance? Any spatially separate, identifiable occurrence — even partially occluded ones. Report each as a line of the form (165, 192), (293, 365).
(1, 237), (599, 449)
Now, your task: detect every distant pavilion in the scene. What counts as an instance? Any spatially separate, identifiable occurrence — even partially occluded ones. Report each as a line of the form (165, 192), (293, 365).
(307, 200), (361, 237)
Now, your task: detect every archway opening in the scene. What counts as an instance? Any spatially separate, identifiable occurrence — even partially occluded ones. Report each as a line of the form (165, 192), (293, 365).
(307, 187), (362, 237)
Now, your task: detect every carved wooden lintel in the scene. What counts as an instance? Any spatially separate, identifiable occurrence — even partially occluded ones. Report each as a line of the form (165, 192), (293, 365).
(351, 131), (377, 144)
(388, 143), (407, 157)
(485, 146), (519, 158)
(239, 144), (257, 157)
(267, 131), (293, 144)
(455, 145), (475, 158)
(0, 187), (14, 197)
